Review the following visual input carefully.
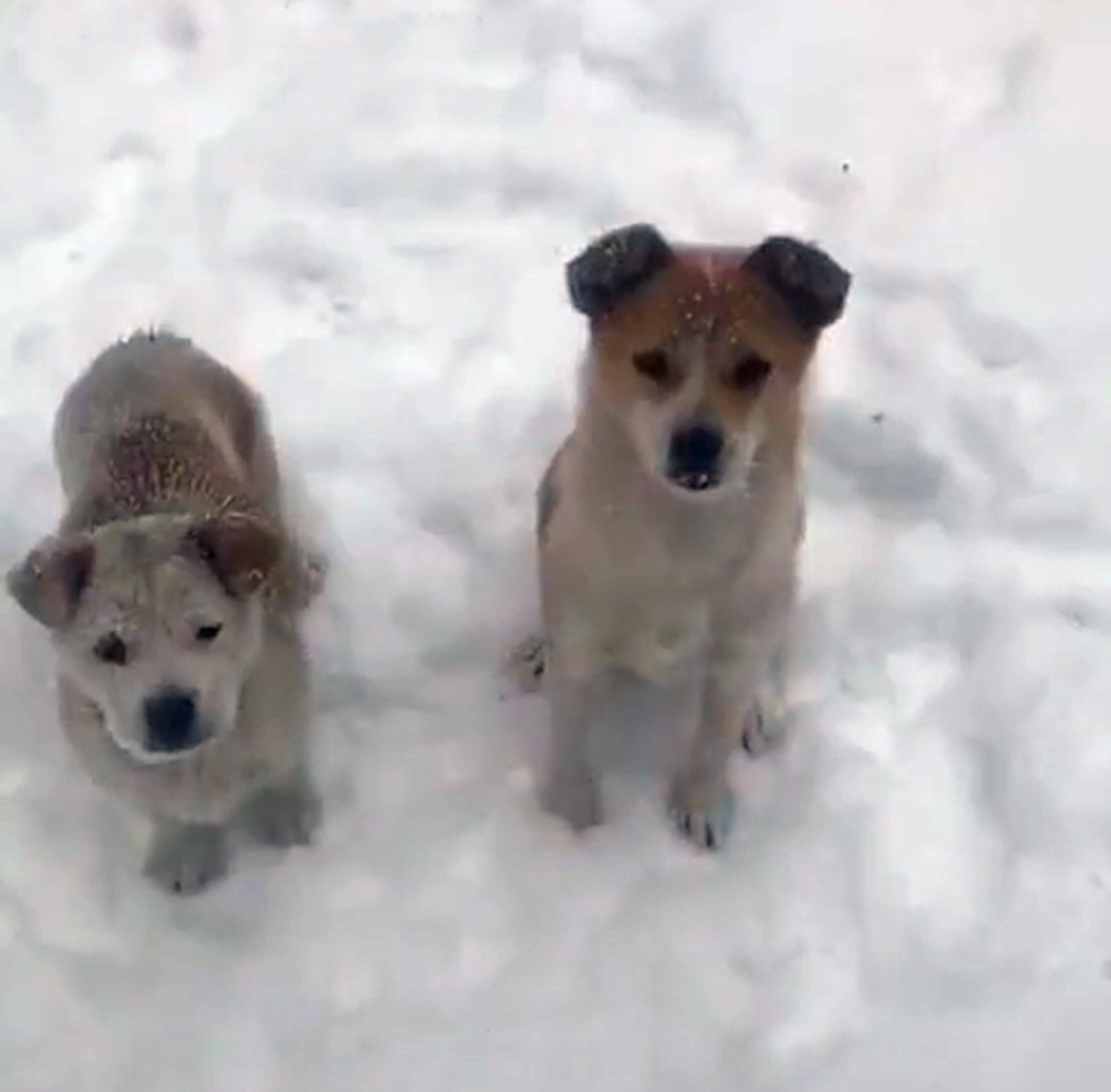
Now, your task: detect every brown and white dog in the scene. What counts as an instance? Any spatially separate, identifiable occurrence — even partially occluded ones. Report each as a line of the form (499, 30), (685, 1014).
(6, 330), (326, 893)
(519, 223), (851, 849)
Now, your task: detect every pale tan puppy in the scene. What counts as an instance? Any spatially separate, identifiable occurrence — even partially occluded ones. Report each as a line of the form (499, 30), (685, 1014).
(521, 224), (851, 849)
(7, 330), (326, 894)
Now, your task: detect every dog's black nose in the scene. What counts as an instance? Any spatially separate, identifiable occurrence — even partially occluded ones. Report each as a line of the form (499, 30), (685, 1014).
(143, 687), (201, 754)
(667, 424), (725, 491)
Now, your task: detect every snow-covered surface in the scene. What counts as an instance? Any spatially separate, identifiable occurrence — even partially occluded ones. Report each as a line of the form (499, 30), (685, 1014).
(2, 0), (1111, 1088)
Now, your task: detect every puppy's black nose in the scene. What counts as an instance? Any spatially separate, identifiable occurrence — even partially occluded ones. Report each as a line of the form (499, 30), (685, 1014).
(667, 424), (725, 491)
(143, 687), (201, 754)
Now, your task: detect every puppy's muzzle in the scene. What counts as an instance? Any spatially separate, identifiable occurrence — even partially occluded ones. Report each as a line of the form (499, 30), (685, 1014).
(143, 686), (204, 754)
(666, 423), (725, 492)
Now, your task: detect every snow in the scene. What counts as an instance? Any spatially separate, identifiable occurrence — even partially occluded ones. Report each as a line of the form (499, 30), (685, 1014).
(2, 0), (1111, 1087)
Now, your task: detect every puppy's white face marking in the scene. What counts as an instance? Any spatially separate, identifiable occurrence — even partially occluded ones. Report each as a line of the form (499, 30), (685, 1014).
(52, 520), (265, 764)
(588, 257), (811, 504)
(619, 339), (772, 502)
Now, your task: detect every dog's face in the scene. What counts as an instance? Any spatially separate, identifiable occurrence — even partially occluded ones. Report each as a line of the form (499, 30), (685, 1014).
(7, 512), (281, 763)
(567, 224), (851, 498)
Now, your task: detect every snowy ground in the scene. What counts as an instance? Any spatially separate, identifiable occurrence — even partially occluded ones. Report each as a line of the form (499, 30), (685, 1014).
(2, 0), (1111, 1088)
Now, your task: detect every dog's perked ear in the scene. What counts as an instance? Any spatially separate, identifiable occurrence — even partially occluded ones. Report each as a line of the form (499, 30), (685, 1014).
(6, 535), (95, 629)
(185, 512), (282, 598)
(566, 223), (673, 319)
(744, 236), (851, 333)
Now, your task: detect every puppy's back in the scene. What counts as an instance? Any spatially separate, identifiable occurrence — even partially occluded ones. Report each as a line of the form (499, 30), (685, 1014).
(55, 331), (273, 533)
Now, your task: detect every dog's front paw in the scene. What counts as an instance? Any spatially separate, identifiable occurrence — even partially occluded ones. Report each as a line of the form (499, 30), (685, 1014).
(541, 764), (602, 832)
(240, 778), (322, 848)
(503, 633), (548, 694)
(144, 823), (229, 895)
(296, 547), (328, 608)
(741, 700), (787, 758)
(667, 774), (736, 851)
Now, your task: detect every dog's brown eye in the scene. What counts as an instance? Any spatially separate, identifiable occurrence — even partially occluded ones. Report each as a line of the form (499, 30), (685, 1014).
(632, 349), (672, 384)
(731, 354), (772, 389)
(195, 623), (223, 644)
(94, 633), (129, 666)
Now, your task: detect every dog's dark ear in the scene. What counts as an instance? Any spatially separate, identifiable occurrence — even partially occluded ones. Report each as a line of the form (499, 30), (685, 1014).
(566, 223), (673, 319)
(6, 535), (95, 629)
(745, 236), (851, 333)
(186, 512), (282, 598)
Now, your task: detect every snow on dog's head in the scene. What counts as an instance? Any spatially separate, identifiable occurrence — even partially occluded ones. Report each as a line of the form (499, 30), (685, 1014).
(567, 223), (850, 499)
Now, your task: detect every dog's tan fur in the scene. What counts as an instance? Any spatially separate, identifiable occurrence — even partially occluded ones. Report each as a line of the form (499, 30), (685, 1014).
(7, 330), (325, 893)
(523, 225), (850, 847)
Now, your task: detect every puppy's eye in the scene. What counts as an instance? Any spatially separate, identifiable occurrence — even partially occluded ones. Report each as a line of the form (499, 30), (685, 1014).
(195, 623), (223, 644)
(731, 354), (772, 389)
(93, 633), (129, 666)
(632, 349), (672, 384)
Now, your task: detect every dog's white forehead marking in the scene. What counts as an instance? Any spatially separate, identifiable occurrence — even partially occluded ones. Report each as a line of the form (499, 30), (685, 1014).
(662, 248), (761, 344)
(691, 251), (728, 289)
(678, 245), (753, 289)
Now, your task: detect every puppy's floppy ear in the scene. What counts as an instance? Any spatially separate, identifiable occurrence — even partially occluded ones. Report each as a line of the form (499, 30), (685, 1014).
(744, 236), (851, 333)
(566, 223), (673, 319)
(185, 512), (282, 598)
(6, 535), (95, 629)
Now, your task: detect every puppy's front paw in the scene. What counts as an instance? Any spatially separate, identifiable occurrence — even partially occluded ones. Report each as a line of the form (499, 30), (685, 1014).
(296, 548), (328, 607)
(541, 765), (602, 832)
(240, 778), (322, 848)
(503, 633), (548, 694)
(667, 774), (736, 851)
(144, 824), (228, 895)
(741, 700), (787, 758)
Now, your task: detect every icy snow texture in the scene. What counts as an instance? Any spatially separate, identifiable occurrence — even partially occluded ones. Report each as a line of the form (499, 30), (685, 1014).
(2, 0), (1111, 1089)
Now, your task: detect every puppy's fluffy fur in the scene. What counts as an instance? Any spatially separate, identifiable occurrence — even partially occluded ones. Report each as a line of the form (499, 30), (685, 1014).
(7, 330), (325, 893)
(521, 224), (851, 848)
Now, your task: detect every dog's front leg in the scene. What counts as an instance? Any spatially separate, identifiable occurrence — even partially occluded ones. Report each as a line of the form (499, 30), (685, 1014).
(239, 765), (322, 848)
(668, 610), (787, 850)
(540, 628), (603, 832)
(143, 819), (229, 895)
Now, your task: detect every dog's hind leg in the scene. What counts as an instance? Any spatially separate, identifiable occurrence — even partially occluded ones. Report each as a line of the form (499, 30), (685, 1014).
(740, 642), (791, 757)
(502, 441), (565, 696)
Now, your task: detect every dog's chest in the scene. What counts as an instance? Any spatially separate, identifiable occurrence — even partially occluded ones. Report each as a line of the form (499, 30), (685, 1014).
(607, 595), (711, 682)
(584, 514), (744, 682)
